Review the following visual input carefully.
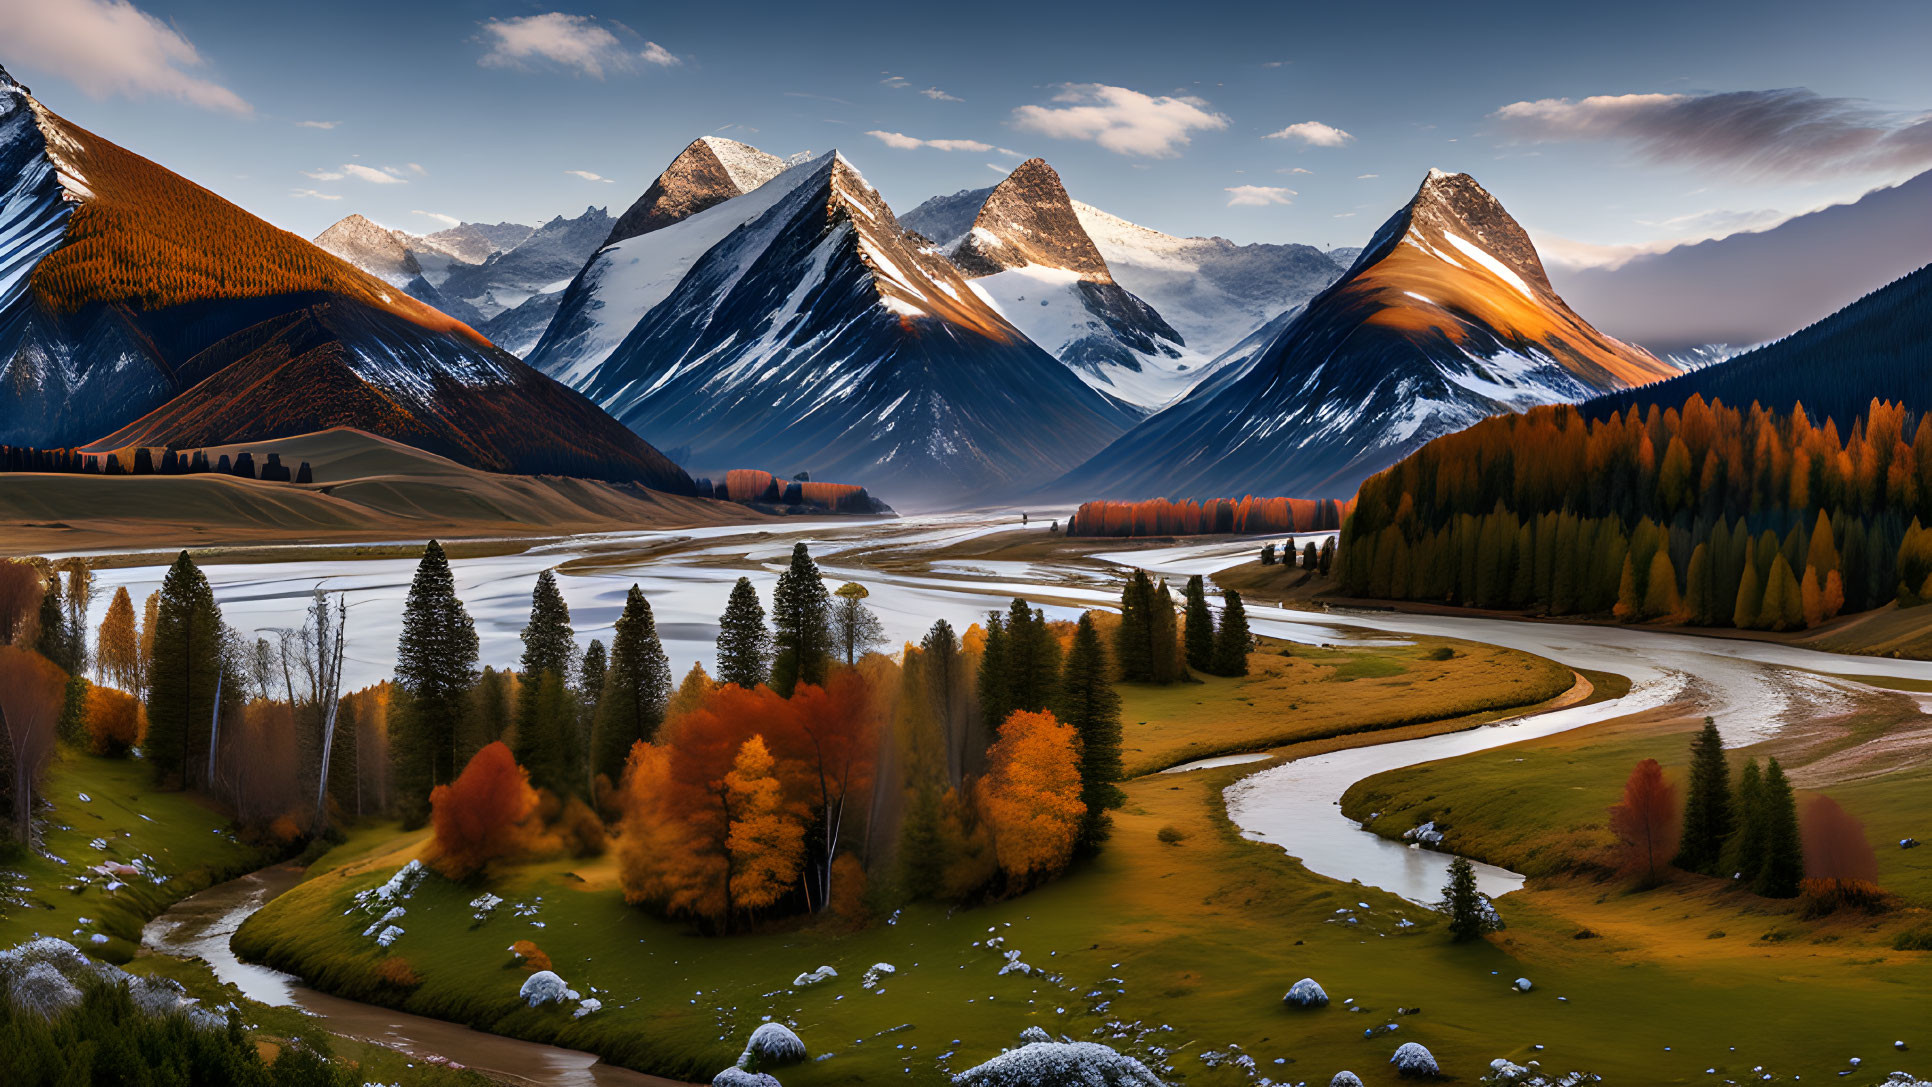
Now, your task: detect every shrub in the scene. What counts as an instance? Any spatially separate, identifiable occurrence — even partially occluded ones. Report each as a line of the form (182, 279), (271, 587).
(553, 796), (608, 858)
(376, 956), (422, 989)
(1892, 924), (1932, 951)
(509, 940), (552, 972)
(83, 685), (142, 757)
(1799, 877), (1889, 918)
(1156, 825), (1186, 845)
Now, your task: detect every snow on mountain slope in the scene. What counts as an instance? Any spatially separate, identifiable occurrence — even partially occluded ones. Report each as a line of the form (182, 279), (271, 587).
(571, 152), (1135, 503)
(604, 136), (787, 247)
(528, 146), (812, 387)
(436, 205), (610, 320)
(898, 158), (1198, 412)
(1053, 169), (1677, 502)
(0, 66), (693, 488)
(1069, 201), (1348, 358)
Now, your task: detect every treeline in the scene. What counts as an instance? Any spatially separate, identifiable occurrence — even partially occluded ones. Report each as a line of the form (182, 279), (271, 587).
(689, 469), (878, 513)
(1, 445), (313, 483)
(1067, 495), (1353, 537)
(1341, 395), (1932, 629)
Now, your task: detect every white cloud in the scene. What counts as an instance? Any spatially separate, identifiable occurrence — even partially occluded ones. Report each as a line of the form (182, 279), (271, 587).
(921, 86), (962, 102)
(1012, 83), (1228, 157)
(638, 41), (680, 67)
(405, 163), (427, 176)
(880, 74), (909, 88)
(1264, 120), (1353, 148)
(1278, 166), (1313, 175)
(1225, 185), (1295, 206)
(0, 0), (250, 114)
(295, 120), (341, 130)
(412, 210), (462, 228)
(1356, 173), (1379, 179)
(477, 13), (675, 78)
(290, 188), (341, 200)
(1491, 88), (1932, 178)
(565, 169), (616, 183)
(303, 169), (345, 181)
(865, 130), (992, 153)
(342, 164), (406, 184)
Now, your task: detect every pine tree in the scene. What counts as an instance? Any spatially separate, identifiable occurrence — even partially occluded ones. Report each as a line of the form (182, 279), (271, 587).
(1763, 555), (1805, 631)
(592, 585), (670, 786)
(95, 586), (141, 691)
(34, 571), (73, 673)
(1724, 759), (1766, 881)
(715, 576), (770, 689)
(1754, 758), (1804, 898)
(1002, 598), (1062, 715)
(579, 639), (607, 704)
(1114, 570), (1155, 682)
(1442, 854), (1490, 941)
(1684, 543), (1715, 625)
(1642, 550), (1681, 620)
(514, 570), (578, 794)
(1732, 555), (1764, 629)
(1182, 575), (1215, 672)
(923, 619), (972, 785)
(1055, 613), (1123, 851)
(1150, 579), (1186, 684)
(392, 540), (479, 818)
(1672, 717), (1732, 875)
(146, 552), (224, 790)
(770, 544), (831, 697)
(977, 610), (1012, 732)
(1211, 589), (1251, 676)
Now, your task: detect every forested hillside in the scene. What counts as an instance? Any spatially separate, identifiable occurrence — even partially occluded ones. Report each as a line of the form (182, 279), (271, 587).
(1340, 394), (1932, 629)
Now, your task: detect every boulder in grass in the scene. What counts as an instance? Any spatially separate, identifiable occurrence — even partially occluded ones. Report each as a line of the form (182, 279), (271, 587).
(1514, 977), (1532, 992)
(1391, 1042), (1440, 1078)
(1330, 1074), (1365, 1087)
(793, 965), (837, 987)
(951, 1041), (1165, 1087)
(1284, 978), (1329, 1008)
(743, 1022), (807, 1066)
(714, 1069), (783, 1087)
(518, 970), (579, 1007)
(1019, 1026), (1054, 1044)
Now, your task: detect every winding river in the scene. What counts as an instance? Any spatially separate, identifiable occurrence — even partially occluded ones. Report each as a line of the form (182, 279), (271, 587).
(106, 514), (1932, 1034)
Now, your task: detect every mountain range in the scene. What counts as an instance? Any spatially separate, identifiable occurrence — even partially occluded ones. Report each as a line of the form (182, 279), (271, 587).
(0, 64), (691, 490)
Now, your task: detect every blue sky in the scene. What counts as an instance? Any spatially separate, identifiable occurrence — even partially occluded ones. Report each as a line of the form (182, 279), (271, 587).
(7, 0), (1932, 266)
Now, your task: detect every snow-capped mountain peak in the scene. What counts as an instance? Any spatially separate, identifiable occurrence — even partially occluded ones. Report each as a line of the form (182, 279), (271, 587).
(605, 136), (787, 247)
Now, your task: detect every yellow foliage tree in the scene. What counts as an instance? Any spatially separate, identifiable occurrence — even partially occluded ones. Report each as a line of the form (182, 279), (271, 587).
(724, 734), (804, 914)
(976, 709), (1084, 892)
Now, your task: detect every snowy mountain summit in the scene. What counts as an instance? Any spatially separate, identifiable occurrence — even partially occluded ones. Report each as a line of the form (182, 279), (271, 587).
(1054, 169), (1677, 501)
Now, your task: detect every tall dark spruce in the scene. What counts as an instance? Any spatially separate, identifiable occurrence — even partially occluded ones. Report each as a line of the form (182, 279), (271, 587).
(1673, 717), (1732, 874)
(771, 544), (832, 697)
(514, 569), (580, 796)
(392, 540), (479, 819)
(715, 576), (771, 689)
(592, 584), (671, 786)
(146, 552), (223, 790)
(1211, 589), (1251, 677)
(1056, 612), (1124, 851)
(1182, 575), (1215, 672)
(1754, 758), (1804, 898)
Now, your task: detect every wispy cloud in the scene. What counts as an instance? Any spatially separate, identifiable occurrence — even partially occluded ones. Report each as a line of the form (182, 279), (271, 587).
(1012, 83), (1228, 157)
(342, 163), (407, 184)
(477, 13), (677, 78)
(1356, 173), (1379, 179)
(0, 0), (250, 114)
(1225, 184), (1295, 206)
(921, 86), (961, 102)
(866, 130), (994, 153)
(1491, 88), (1932, 178)
(295, 120), (341, 130)
(290, 188), (341, 200)
(303, 168), (345, 181)
(565, 169), (616, 182)
(412, 210), (462, 228)
(1264, 120), (1353, 148)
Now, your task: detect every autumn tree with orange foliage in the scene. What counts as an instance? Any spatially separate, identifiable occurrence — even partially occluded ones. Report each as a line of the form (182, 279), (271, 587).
(428, 741), (539, 880)
(975, 710), (1084, 893)
(1609, 758), (1679, 886)
(1068, 496), (1353, 538)
(84, 685), (143, 757)
(723, 735), (805, 915)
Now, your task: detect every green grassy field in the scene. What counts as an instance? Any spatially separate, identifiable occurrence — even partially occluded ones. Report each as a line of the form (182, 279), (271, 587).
(0, 750), (286, 958)
(232, 647), (1931, 1086)
(1114, 638), (1574, 776)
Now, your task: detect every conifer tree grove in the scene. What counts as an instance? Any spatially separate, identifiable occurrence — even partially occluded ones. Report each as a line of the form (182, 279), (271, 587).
(1182, 575), (1215, 672)
(34, 572), (73, 674)
(1211, 589), (1251, 676)
(514, 570), (579, 796)
(1673, 717), (1732, 874)
(771, 544), (831, 697)
(977, 609), (1012, 732)
(715, 576), (771, 689)
(1055, 612), (1123, 850)
(922, 619), (972, 785)
(592, 585), (671, 785)
(146, 551), (223, 790)
(1150, 580), (1185, 684)
(1755, 757), (1805, 898)
(1001, 598), (1062, 717)
(392, 540), (479, 818)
